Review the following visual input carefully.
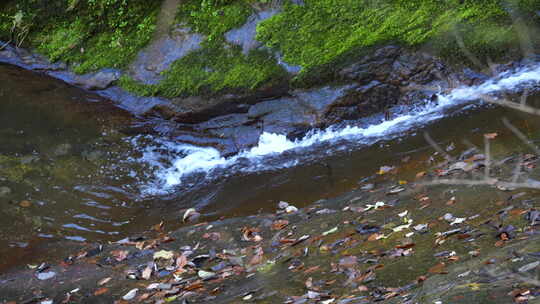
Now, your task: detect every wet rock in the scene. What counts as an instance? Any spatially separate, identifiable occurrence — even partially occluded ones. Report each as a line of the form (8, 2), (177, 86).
(355, 223), (380, 235)
(225, 9), (279, 55)
(457, 68), (489, 86)
(53, 143), (72, 157)
(129, 26), (204, 84)
(72, 69), (121, 90)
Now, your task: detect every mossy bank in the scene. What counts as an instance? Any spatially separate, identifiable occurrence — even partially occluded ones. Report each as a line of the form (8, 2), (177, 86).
(1, 0), (540, 99)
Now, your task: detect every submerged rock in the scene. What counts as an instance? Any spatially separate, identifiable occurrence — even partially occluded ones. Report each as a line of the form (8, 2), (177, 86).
(0, 186), (11, 197)
(72, 69), (122, 90)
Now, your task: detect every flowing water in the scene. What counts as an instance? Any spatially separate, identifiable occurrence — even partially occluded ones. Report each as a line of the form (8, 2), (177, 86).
(1, 61), (540, 271)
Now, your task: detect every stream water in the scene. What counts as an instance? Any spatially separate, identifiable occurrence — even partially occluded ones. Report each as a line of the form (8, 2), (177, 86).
(1, 61), (540, 271)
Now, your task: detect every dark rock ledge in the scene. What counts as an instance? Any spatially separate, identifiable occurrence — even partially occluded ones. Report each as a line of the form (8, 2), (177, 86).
(0, 42), (491, 155)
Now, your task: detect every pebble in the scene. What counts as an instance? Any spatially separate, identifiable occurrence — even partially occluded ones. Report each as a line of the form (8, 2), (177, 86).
(36, 271), (56, 280)
(443, 213), (455, 222)
(285, 205), (298, 213)
(122, 288), (138, 301)
(278, 201), (289, 209)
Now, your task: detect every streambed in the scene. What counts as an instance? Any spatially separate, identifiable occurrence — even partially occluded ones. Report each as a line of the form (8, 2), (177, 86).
(0, 61), (540, 278)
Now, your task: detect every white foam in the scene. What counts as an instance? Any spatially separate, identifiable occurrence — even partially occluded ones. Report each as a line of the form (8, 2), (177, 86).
(138, 63), (540, 195)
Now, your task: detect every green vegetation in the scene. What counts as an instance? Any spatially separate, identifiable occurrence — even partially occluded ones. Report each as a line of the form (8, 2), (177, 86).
(119, 0), (286, 97)
(0, 0), (160, 74)
(1, 0), (539, 97)
(256, 0), (540, 81)
(175, 0), (253, 41)
(120, 44), (286, 97)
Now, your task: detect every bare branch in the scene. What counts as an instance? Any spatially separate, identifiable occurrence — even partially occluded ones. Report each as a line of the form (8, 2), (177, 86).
(484, 135), (492, 179)
(502, 117), (540, 155)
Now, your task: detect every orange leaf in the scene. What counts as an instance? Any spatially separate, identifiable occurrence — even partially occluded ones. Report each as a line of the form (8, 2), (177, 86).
(428, 262), (447, 274)
(94, 287), (109, 296)
(484, 133), (498, 139)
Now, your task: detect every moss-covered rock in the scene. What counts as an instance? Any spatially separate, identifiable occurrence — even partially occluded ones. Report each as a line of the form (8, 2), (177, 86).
(120, 43), (287, 97)
(1, 0), (539, 98)
(0, 0), (160, 74)
(256, 0), (540, 83)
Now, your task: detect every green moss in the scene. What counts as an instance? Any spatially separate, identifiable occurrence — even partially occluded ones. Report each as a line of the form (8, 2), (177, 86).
(0, 0), (160, 74)
(175, 0), (253, 41)
(256, 0), (540, 83)
(0, 155), (41, 183)
(120, 43), (286, 97)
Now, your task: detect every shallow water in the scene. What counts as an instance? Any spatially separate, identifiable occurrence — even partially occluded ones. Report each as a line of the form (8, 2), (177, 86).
(1, 62), (540, 272)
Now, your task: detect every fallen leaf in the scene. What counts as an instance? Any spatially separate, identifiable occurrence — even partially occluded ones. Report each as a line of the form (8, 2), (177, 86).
(97, 277), (112, 286)
(484, 133), (498, 139)
(428, 262), (447, 274)
(111, 250), (129, 262)
(141, 266), (152, 280)
(367, 233), (382, 241)
(271, 220), (289, 230)
(202, 232), (221, 241)
(153, 250), (174, 260)
(249, 247), (264, 265)
(94, 287), (109, 296)
(19, 200), (31, 208)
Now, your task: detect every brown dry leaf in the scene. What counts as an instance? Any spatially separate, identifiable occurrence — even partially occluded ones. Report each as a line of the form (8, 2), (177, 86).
(367, 233), (381, 241)
(447, 256), (460, 262)
(428, 262), (447, 274)
(249, 247), (264, 266)
(305, 277), (313, 289)
(176, 254), (188, 271)
(111, 250), (129, 262)
(395, 243), (415, 250)
(19, 200), (31, 208)
(357, 285), (369, 292)
(135, 241), (145, 250)
(509, 209), (527, 216)
(241, 227), (262, 242)
(304, 265), (321, 274)
(184, 280), (204, 291)
(202, 232), (221, 241)
(417, 275), (427, 283)
(94, 287), (109, 296)
(484, 133), (498, 139)
(271, 220), (289, 230)
(415, 171), (427, 179)
(494, 240), (506, 247)
(151, 221), (164, 232)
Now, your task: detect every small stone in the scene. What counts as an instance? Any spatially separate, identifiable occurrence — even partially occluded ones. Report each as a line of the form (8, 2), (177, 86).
(36, 271), (56, 280)
(443, 213), (454, 222)
(198, 270), (216, 280)
(285, 205), (298, 213)
(360, 183), (375, 191)
(518, 261), (540, 273)
(278, 201), (289, 209)
(122, 288), (138, 301)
